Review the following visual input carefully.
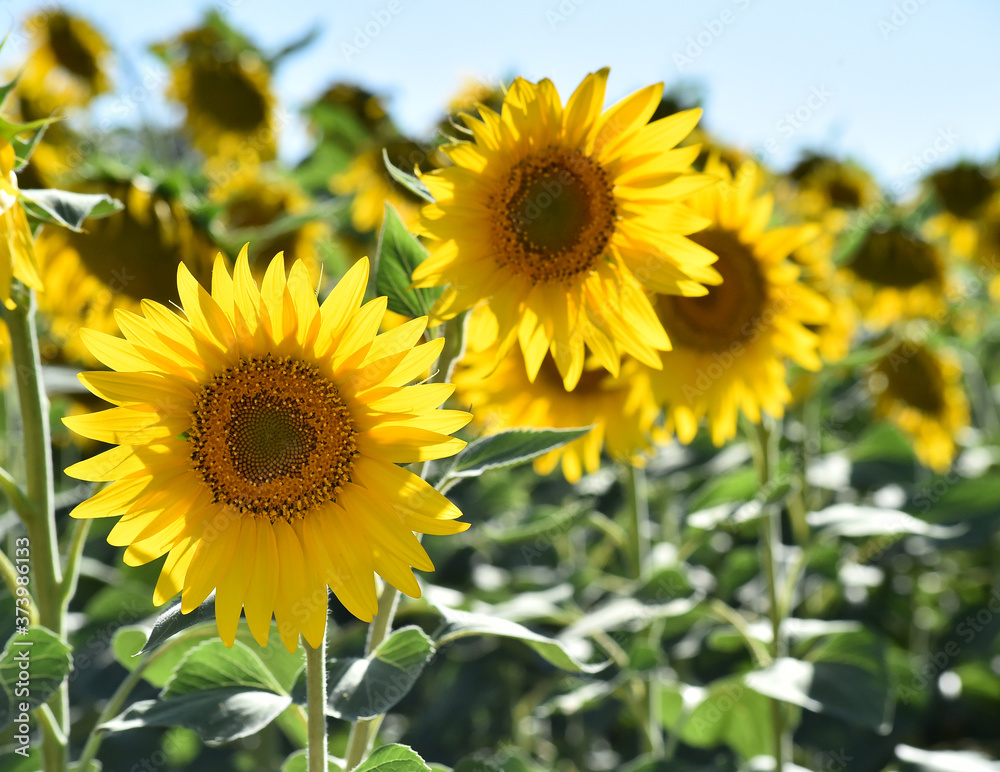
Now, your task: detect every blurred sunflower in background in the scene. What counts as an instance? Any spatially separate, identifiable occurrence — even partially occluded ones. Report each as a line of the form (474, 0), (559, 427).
(923, 161), (997, 258)
(64, 251), (469, 651)
(649, 157), (829, 445)
(454, 345), (657, 483)
(971, 195), (1000, 300)
(867, 340), (969, 472)
(841, 223), (947, 329)
(35, 176), (217, 364)
(156, 13), (277, 165)
(211, 166), (328, 275)
(415, 68), (721, 389)
(331, 138), (432, 232)
(19, 10), (112, 107)
(780, 152), (881, 232)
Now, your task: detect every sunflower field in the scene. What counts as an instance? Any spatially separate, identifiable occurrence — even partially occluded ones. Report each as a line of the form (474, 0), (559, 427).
(2, 4), (1000, 772)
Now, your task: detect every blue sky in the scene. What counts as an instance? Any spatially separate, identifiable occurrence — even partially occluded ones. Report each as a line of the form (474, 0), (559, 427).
(2, 0), (998, 194)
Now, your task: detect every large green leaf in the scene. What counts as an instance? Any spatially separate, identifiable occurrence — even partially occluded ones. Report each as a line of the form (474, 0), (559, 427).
(895, 744), (1000, 772)
(743, 629), (893, 733)
(375, 204), (442, 318)
(162, 639), (285, 697)
(20, 190), (123, 232)
(446, 427), (592, 479)
(808, 504), (964, 539)
(669, 675), (775, 761)
(356, 743), (432, 772)
(101, 688), (291, 746)
(382, 149), (435, 203)
(0, 627), (73, 729)
(292, 626), (434, 721)
(434, 605), (607, 674)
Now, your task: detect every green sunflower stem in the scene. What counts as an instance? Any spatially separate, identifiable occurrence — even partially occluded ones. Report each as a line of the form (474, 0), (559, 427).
(751, 419), (788, 772)
(344, 313), (468, 770)
(5, 281), (67, 772)
(305, 629), (329, 772)
(624, 463), (650, 581)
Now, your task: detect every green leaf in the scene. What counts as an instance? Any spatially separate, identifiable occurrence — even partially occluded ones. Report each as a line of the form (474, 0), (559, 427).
(101, 688), (291, 746)
(356, 743), (432, 772)
(434, 605), (607, 674)
(375, 204), (442, 318)
(446, 427), (592, 479)
(141, 595), (217, 654)
(20, 190), (123, 232)
(163, 639), (286, 697)
(294, 626), (434, 721)
(0, 115), (56, 144)
(675, 675), (775, 761)
(895, 744), (1000, 772)
(0, 627), (73, 729)
(743, 629), (893, 733)
(280, 748), (343, 771)
(808, 504), (965, 539)
(382, 149), (434, 203)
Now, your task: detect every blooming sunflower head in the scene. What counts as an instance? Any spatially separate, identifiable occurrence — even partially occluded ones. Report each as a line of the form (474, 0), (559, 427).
(63, 248), (470, 651)
(34, 177), (218, 364)
(158, 21), (277, 163)
(923, 162), (998, 258)
(648, 157), (829, 445)
(413, 68), (721, 390)
(867, 341), (969, 472)
(454, 342), (657, 483)
(20, 10), (112, 106)
(841, 224), (946, 329)
(0, 138), (43, 308)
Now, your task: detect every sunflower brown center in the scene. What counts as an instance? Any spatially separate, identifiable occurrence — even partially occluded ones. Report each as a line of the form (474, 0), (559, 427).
(872, 345), (946, 415)
(47, 14), (99, 80)
(490, 146), (616, 284)
(656, 229), (768, 352)
(189, 354), (357, 521)
(931, 165), (994, 220)
(190, 60), (269, 133)
(846, 226), (943, 289)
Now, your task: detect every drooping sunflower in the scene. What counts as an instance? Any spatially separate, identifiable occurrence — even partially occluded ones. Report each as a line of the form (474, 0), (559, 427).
(413, 69), (720, 389)
(840, 224), (947, 329)
(454, 345), (657, 483)
(648, 157), (829, 445)
(211, 167), (327, 274)
(64, 249), (470, 651)
(867, 341), (969, 472)
(330, 139), (430, 232)
(19, 10), (112, 106)
(0, 138), (43, 308)
(35, 178), (217, 364)
(158, 21), (277, 163)
(922, 162), (996, 259)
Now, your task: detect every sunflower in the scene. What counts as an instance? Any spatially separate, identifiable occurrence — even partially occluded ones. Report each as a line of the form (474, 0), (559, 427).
(413, 69), (720, 390)
(211, 167), (327, 274)
(781, 153), (880, 233)
(923, 162), (997, 259)
(330, 139), (430, 232)
(454, 345), (657, 483)
(19, 10), (112, 106)
(867, 341), (969, 472)
(64, 249), (470, 650)
(972, 197), (1000, 301)
(0, 138), (43, 308)
(647, 157), (829, 445)
(160, 24), (277, 163)
(35, 178), (217, 364)
(840, 224), (946, 329)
